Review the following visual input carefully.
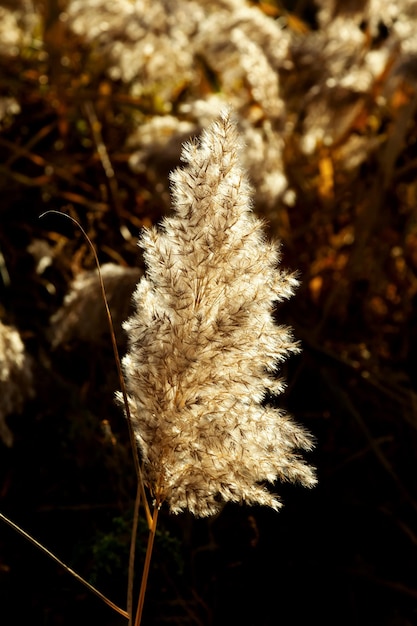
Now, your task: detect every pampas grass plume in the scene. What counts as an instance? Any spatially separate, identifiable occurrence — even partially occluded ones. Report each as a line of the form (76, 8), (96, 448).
(0, 321), (33, 447)
(122, 110), (316, 517)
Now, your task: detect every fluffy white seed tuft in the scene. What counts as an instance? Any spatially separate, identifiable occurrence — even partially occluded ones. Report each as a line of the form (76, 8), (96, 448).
(122, 110), (316, 517)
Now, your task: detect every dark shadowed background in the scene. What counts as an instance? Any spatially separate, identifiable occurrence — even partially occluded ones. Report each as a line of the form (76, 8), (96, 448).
(1, 0), (417, 624)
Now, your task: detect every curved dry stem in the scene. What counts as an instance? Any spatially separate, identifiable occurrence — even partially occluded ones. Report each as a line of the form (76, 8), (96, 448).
(39, 210), (153, 624)
(39, 210), (150, 518)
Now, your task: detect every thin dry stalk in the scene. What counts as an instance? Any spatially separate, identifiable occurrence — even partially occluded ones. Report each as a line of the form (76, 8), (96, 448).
(39, 210), (152, 624)
(134, 501), (160, 626)
(0, 512), (128, 619)
(127, 481), (141, 625)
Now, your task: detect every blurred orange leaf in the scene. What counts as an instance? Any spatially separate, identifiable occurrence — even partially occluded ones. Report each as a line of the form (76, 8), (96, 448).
(318, 155), (334, 200)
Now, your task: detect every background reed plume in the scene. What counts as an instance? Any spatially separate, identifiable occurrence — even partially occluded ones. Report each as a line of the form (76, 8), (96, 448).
(122, 110), (316, 517)
(0, 321), (33, 448)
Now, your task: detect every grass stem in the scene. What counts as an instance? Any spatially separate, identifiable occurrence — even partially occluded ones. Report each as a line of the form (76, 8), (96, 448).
(0, 512), (128, 619)
(134, 502), (160, 626)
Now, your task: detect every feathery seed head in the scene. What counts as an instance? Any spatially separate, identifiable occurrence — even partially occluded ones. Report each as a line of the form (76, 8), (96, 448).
(0, 321), (34, 447)
(122, 109), (316, 517)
